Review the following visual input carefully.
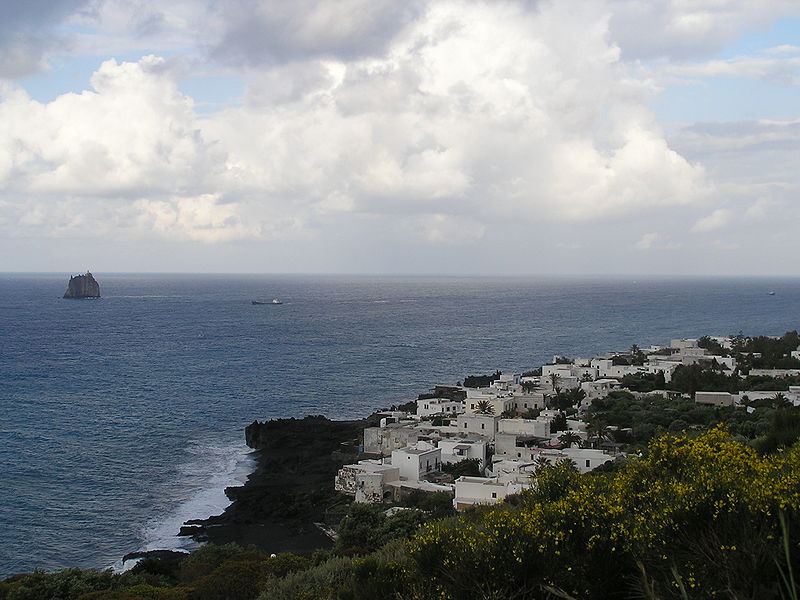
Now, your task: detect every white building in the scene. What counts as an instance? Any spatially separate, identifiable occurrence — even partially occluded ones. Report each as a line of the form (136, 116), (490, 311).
(438, 438), (487, 468)
(334, 461), (400, 503)
(391, 443), (442, 481)
(363, 423), (419, 456)
(750, 368), (800, 377)
(453, 476), (526, 510)
(494, 447), (614, 474)
(455, 414), (500, 438)
(509, 392), (546, 413)
(417, 398), (465, 418)
(695, 391), (734, 407)
(580, 378), (620, 401)
(590, 359), (648, 379)
(498, 418), (549, 437)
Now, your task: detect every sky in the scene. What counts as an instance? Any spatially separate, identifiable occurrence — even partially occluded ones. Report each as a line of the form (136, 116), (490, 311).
(1, 0), (799, 276)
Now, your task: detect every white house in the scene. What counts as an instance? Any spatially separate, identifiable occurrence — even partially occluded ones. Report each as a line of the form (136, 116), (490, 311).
(509, 392), (546, 413)
(417, 398), (465, 418)
(438, 438), (487, 468)
(455, 414), (500, 438)
(453, 476), (518, 510)
(695, 391), (734, 407)
(498, 418), (549, 437)
(580, 378), (620, 401)
(334, 461), (400, 503)
(591, 359), (648, 379)
(391, 443), (442, 481)
(363, 423), (419, 456)
(495, 432), (545, 460)
(750, 368), (800, 377)
(464, 388), (516, 415)
(495, 447), (614, 474)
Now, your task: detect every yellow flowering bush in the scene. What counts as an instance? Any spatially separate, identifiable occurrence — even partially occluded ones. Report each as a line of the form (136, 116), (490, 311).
(408, 428), (800, 600)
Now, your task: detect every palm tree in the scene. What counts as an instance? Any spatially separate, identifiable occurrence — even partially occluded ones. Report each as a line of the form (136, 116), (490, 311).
(772, 392), (790, 408)
(474, 400), (495, 415)
(586, 421), (609, 448)
(533, 456), (552, 473)
(548, 373), (561, 392)
(558, 431), (582, 448)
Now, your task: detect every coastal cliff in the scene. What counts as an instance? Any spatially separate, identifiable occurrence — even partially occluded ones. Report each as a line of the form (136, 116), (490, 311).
(63, 272), (100, 299)
(182, 415), (377, 554)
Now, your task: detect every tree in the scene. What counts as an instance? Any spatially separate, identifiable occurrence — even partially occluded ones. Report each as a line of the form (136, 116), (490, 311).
(558, 431), (582, 448)
(474, 400), (494, 415)
(548, 373), (561, 392)
(629, 344), (645, 365)
(550, 411), (568, 433)
(772, 392), (790, 409)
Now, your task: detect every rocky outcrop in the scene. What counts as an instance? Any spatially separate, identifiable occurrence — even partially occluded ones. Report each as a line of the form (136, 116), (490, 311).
(182, 414), (379, 554)
(63, 272), (101, 299)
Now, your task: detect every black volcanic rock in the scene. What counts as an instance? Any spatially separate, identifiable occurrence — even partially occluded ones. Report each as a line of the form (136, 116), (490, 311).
(182, 414), (380, 554)
(63, 271), (100, 299)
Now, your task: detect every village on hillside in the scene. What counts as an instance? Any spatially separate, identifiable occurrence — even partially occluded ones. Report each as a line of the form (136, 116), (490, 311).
(335, 333), (800, 510)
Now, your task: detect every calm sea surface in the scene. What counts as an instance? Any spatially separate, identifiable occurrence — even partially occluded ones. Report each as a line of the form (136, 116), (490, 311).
(1, 273), (798, 577)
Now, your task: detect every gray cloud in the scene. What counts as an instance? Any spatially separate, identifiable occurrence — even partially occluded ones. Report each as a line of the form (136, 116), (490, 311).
(206, 0), (426, 67)
(0, 0), (90, 77)
(607, 0), (800, 60)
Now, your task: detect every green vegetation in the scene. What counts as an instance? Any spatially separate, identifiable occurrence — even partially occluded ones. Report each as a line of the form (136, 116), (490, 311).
(5, 430), (799, 600)
(441, 458), (482, 479)
(586, 389), (793, 448)
(619, 371), (666, 392)
(410, 429), (800, 600)
(473, 399), (494, 414)
(462, 371), (502, 388)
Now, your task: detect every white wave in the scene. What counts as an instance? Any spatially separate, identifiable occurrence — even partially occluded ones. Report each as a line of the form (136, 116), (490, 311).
(111, 440), (256, 572)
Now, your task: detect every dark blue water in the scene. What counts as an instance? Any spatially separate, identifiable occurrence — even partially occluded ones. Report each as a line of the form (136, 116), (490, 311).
(1, 273), (798, 577)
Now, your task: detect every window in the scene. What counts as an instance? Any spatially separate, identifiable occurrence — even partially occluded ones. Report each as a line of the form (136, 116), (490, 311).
(491, 492), (497, 498)
(481, 423), (485, 429)
(585, 459), (591, 468)
(517, 452), (521, 458)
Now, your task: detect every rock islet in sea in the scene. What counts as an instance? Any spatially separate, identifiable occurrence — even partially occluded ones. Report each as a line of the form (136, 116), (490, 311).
(63, 271), (101, 299)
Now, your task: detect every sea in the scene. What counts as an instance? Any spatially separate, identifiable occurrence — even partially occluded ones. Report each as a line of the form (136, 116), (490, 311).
(1, 273), (798, 577)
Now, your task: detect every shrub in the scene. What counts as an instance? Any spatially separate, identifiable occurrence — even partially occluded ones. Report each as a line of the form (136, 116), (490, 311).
(5, 568), (118, 600)
(409, 429), (800, 599)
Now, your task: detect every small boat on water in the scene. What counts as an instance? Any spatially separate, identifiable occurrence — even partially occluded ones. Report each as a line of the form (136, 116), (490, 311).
(768, 291), (776, 296)
(271, 298), (283, 304)
(252, 298), (283, 305)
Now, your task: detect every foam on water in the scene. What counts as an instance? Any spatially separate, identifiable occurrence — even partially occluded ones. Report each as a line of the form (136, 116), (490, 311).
(112, 440), (255, 572)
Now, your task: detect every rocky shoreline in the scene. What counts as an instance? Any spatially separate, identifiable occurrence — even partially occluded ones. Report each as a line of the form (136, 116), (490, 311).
(177, 414), (379, 555)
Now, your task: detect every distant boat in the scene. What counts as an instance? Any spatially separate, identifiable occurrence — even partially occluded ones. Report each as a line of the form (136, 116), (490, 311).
(252, 298), (283, 305)
(768, 291), (776, 296)
(271, 298), (283, 304)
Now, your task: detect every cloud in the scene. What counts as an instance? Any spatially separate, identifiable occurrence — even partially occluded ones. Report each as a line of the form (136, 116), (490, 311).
(664, 55), (800, 84)
(765, 44), (800, 55)
(0, 0), (712, 249)
(692, 208), (732, 233)
(206, 0), (426, 67)
(0, 55), (222, 196)
(635, 232), (662, 249)
(134, 194), (263, 242)
(0, 0), (92, 77)
(414, 214), (486, 245)
(606, 0), (800, 60)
